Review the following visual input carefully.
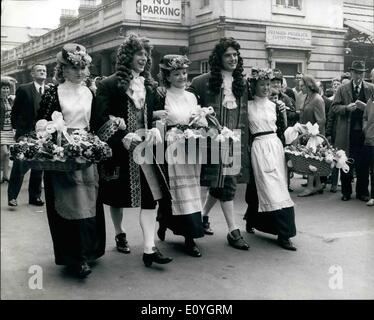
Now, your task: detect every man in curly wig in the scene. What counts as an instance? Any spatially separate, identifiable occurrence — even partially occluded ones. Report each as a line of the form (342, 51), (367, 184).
(93, 34), (172, 267)
(188, 37), (250, 250)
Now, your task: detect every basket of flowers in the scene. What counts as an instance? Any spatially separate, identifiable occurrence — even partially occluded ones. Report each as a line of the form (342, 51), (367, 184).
(284, 122), (351, 175)
(10, 112), (112, 172)
(164, 107), (240, 164)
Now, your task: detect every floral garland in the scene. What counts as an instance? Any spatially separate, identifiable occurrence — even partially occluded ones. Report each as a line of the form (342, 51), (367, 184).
(64, 47), (92, 68)
(250, 68), (273, 81)
(167, 56), (190, 70)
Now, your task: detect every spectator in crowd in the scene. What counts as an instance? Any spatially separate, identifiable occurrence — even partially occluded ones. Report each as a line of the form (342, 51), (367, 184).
(292, 72), (306, 113)
(341, 72), (351, 85)
(329, 77), (341, 101)
(282, 77), (296, 102)
(270, 69), (298, 127)
(1, 78), (15, 183)
(362, 90), (374, 206)
(331, 60), (374, 202)
(36, 43), (106, 278)
(188, 37), (250, 250)
(298, 75), (326, 197)
(94, 34), (173, 267)
(8, 64), (47, 207)
(245, 68), (297, 251)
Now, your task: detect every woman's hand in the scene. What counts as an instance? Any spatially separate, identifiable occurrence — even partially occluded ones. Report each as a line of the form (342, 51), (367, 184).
(156, 86), (167, 98)
(276, 101), (287, 113)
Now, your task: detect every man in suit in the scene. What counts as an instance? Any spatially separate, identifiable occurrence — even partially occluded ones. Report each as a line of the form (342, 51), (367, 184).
(8, 63), (47, 207)
(331, 60), (374, 202)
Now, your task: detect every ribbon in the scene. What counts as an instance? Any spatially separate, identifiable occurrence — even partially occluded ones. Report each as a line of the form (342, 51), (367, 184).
(35, 111), (73, 145)
(189, 106), (221, 129)
(334, 150), (351, 173)
(304, 122), (324, 152)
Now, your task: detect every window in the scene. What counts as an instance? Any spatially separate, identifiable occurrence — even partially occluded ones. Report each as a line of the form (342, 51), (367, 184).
(275, 62), (302, 88)
(200, 60), (209, 74)
(272, 0), (304, 16)
(276, 0), (301, 8)
(200, 0), (210, 9)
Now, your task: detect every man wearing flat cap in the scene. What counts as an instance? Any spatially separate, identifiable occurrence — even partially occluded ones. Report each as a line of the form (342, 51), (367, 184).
(331, 60), (374, 202)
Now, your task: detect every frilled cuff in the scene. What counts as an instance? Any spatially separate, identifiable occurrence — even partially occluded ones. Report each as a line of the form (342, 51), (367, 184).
(97, 118), (119, 142)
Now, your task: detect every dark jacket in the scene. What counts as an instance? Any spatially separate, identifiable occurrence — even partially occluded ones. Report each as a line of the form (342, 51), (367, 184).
(331, 80), (374, 154)
(11, 82), (48, 140)
(188, 72), (250, 185)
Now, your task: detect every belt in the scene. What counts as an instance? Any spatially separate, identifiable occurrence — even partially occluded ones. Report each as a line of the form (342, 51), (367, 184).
(251, 131), (275, 139)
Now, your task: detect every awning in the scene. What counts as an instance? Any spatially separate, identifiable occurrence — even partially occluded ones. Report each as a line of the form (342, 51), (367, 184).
(344, 19), (374, 42)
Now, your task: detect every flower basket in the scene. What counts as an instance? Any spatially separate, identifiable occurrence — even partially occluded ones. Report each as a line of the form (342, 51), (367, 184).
(285, 133), (333, 176)
(25, 159), (92, 172)
(10, 112), (112, 171)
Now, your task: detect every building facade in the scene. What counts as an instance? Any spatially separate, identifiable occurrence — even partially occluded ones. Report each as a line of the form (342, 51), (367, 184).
(1, 0), (373, 86)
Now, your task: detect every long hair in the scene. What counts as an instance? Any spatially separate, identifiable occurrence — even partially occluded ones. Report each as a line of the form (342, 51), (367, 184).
(208, 37), (244, 98)
(302, 75), (319, 94)
(115, 34), (154, 91)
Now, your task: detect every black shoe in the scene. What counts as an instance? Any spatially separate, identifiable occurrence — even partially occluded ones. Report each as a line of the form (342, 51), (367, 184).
(157, 224), (167, 241)
(70, 262), (91, 278)
(143, 247), (173, 267)
(227, 229), (249, 250)
(115, 233), (130, 254)
(185, 240), (202, 257)
(357, 195), (370, 202)
(8, 199), (17, 207)
(29, 198), (44, 206)
(277, 238), (297, 251)
(202, 216), (214, 235)
(341, 195), (351, 201)
(330, 186), (337, 193)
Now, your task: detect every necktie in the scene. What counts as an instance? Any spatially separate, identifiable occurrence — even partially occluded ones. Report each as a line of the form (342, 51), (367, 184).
(354, 85), (359, 96)
(39, 87), (43, 95)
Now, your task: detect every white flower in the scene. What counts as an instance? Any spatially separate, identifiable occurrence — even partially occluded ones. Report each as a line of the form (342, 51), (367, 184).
(46, 124), (56, 134)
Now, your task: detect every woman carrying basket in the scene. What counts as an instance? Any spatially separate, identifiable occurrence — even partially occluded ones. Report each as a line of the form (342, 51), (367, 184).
(37, 44), (106, 278)
(244, 69), (297, 251)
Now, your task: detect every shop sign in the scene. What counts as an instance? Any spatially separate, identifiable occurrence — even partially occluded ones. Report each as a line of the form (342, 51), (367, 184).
(266, 26), (311, 47)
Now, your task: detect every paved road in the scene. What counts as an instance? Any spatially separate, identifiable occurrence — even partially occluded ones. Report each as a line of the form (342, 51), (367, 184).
(1, 172), (373, 300)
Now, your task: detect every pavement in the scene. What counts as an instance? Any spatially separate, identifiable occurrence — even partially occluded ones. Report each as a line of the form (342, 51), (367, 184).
(1, 172), (373, 300)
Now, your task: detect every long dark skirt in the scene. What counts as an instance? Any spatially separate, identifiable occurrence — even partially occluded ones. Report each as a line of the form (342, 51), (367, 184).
(44, 172), (106, 266)
(244, 179), (296, 239)
(157, 197), (204, 239)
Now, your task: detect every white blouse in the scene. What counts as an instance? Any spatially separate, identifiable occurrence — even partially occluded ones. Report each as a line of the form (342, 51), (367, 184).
(58, 81), (92, 129)
(247, 96), (277, 134)
(165, 86), (200, 125)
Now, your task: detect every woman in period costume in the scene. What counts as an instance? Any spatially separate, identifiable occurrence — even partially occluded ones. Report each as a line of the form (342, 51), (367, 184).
(1, 78), (14, 182)
(188, 37), (250, 251)
(93, 34), (172, 267)
(298, 75), (326, 197)
(37, 44), (106, 277)
(154, 55), (205, 257)
(244, 69), (297, 251)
